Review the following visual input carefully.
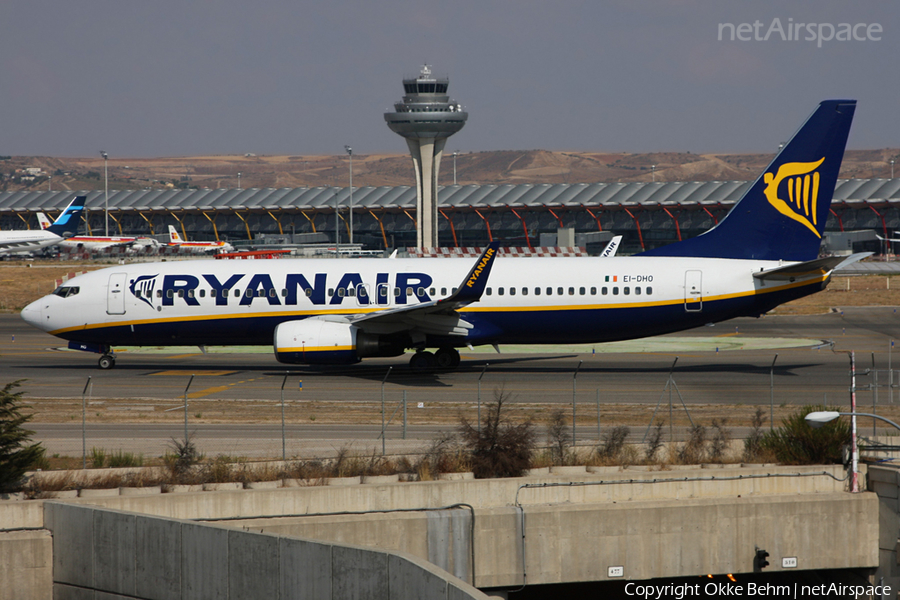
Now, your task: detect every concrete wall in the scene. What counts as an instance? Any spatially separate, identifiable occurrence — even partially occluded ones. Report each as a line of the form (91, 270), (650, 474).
(867, 464), (900, 593)
(43, 501), (489, 600)
(33, 464), (848, 523)
(224, 492), (878, 588)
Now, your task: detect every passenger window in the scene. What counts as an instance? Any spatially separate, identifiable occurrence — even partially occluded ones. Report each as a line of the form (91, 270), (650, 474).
(441, 287), (447, 296)
(635, 287), (641, 296)
(647, 286), (653, 295)
(199, 289), (206, 298)
(568, 287), (575, 296)
(269, 288), (276, 298)
(178, 290), (185, 298)
(602, 287), (608, 295)
(486, 287), (492, 296)
(624, 287), (630, 295)
(337, 288), (345, 297)
(167, 290), (174, 299)
(522, 287), (528, 296)
(245, 289), (253, 298)
(510, 287), (516, 296)
(535, 287), (541, 296)
(613, 287), (619, 295)
(234, 289), (240, 298)
(222, 289), (230, 297)
(546, 287), (552, 295)
(430, 287), (436, 296)
(452, 287), (457, 294)
(406, 288), (413, 296)
(557, 287), (563, 295)
(348, 287), (356, 297)
(579, 287), (585, 295)
(498, 287), (505, 296)
(188, 289), (195, 298)
(417, 287), (425, 297)
(590, 287), (596, 295)
(328, 288), (334, 297)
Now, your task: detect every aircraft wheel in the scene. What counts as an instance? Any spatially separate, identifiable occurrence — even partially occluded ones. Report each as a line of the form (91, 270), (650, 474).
(409, 351), (436, 371)
(435, 347), (460, 369)
(98, 355), (116, 370)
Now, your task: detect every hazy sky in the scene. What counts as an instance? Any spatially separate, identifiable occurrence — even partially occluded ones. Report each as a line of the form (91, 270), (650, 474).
(1, 1), (896, 158)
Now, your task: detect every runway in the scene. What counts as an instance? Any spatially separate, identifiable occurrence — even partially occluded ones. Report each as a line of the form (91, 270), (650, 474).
(4, 307), (900, 458)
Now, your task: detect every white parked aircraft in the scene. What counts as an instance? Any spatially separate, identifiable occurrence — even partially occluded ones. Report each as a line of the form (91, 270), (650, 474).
(167, 225), (233, 254)
(36, 212), (138, 252)
(23, 100), (864, 371)
(0, 196), (85, 255)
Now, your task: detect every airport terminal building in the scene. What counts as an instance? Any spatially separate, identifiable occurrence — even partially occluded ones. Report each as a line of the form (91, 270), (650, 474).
(1, 177), (898, 255)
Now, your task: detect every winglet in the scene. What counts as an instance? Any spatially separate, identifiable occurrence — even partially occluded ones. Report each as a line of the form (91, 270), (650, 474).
(442, 242), (501, 306)
(45, 196), (86, 237)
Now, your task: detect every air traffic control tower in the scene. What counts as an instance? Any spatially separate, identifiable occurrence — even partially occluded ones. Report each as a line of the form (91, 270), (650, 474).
(385, 65), (467, 249)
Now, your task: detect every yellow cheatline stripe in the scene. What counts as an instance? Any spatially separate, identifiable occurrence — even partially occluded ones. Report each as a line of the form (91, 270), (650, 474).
(48, 275), (827, 335)
(276, 346), (355, 353)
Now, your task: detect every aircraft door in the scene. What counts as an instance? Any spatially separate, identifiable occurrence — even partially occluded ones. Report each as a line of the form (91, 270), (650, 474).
(684, 270), (702, 312)
(107, 272), (127, 315)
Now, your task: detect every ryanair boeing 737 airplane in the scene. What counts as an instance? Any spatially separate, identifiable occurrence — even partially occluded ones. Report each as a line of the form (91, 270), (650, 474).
(22, 100), (864, 370)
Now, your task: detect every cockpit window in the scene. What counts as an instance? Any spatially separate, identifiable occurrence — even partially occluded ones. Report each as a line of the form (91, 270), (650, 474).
(52, 286), (80, 298)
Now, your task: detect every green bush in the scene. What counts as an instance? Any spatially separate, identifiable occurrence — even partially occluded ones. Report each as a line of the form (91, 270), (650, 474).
(760, 405), (850, 465)
(0, 381), (45, 492)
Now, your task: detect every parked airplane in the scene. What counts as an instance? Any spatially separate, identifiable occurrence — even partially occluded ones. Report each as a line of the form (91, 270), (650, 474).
(36, 212), (138, 252)
(167, 225), (234, 254)
(0, 196), (85, 256)
(22, 100), (863, 371)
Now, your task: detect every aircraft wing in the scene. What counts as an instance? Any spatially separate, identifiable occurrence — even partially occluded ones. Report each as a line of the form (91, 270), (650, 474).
(753, 252), (872, 281)
(346, 242), (500, 336)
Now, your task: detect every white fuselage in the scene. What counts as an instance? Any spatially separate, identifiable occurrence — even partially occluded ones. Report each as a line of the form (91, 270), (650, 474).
(21, 254), (824, 350)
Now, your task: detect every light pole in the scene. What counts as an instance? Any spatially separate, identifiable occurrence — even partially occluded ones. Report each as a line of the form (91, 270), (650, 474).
(651, 165), (656, 182)
(334, 189), (340, 253)
(573, 360), (583, 447)
(806, 410), (900, 494)
(237, 172), (242, 190)
(100, 151), (109, 236)
(345, 146), (353, 245)
(891, 159), (895, 179)
(453, 151), (459, 185)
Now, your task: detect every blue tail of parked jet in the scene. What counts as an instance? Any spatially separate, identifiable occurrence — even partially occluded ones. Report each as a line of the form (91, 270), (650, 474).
(640, 100), (856, 261)
(45, 196), (86, 237)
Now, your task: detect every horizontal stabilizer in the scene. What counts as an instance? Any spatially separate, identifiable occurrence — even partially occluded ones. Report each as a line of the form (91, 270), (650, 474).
(753, 252), (872, 281)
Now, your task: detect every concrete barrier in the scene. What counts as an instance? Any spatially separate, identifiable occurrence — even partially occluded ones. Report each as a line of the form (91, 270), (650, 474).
(43, 502), (490, 600)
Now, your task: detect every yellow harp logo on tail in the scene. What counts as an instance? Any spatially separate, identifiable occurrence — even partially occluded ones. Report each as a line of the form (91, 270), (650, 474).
(763, 157), (825, 238)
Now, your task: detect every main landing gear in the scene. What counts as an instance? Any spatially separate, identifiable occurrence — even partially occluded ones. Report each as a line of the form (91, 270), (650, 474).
(98, 354), (116, 370)
(409, 347), (461, 371)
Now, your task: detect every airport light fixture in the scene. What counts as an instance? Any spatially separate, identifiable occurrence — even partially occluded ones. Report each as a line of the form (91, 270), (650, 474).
(891, 159), (895, 178)
(651, 165), (656, 182)
(805, 410), (900, 494)
(453, 151), (459, 185)
(237, 172), (242, 190)
(345, 145), (353, 244)
(100, 151), (109, 236)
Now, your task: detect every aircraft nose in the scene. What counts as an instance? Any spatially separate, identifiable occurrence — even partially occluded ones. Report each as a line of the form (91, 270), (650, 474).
(21, 299), (43, 329)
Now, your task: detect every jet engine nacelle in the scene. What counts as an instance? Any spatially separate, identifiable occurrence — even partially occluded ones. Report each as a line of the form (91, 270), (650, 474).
(273, 317), (405, 365)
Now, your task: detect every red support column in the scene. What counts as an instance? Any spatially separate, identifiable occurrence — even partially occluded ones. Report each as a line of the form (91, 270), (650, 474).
(622, 207), (645, 251)
(439, 209), (459, 248)
(583, 205), (603, 232)
(662, 207), (682, 241)
(474, 209), (493, 242)
(509, 206), (533, 250)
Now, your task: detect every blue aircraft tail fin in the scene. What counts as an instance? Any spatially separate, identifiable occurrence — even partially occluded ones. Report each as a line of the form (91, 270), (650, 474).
(640, 100), (856, 261)
(46, 196), (86, 237)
